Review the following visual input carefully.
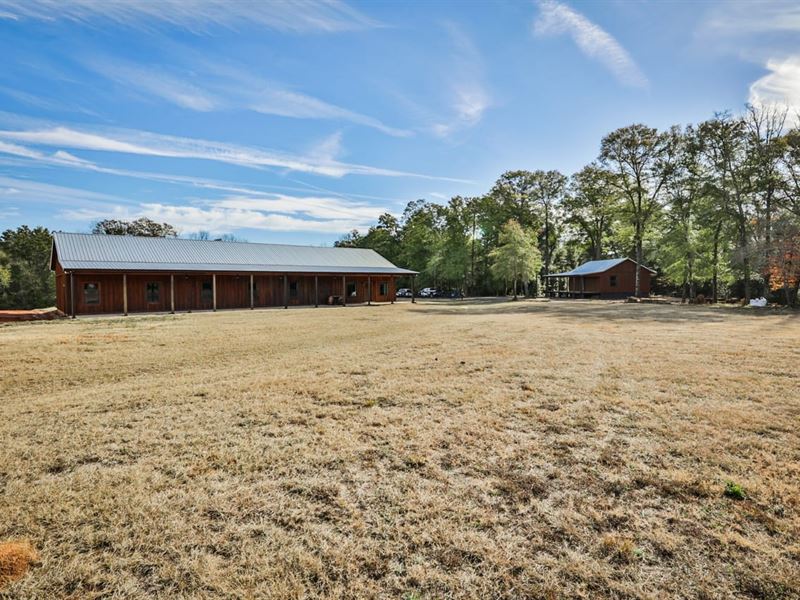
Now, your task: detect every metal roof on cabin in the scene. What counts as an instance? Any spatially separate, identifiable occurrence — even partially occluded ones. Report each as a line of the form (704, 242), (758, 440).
(546, 258), (656, 277)
(52, 232), (417, 275)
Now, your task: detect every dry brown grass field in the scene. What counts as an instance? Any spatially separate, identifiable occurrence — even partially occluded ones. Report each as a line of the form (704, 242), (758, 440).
(1, 299), (799, 599)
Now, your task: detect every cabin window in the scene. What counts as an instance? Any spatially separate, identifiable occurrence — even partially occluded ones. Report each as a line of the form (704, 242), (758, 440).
(201, 280), (213, 301)
(146, 282), (160, 303)
(289, 280), (298, 297)
(83, 282), (100, 304)
(347, 282), (357, 297)
(379, 282), (389, 296)
(609, 275), (618, 287)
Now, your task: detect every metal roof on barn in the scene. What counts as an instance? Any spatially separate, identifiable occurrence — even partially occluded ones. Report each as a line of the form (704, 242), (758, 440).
(545, 258), (656, 277)
(51, 232), (417, 275)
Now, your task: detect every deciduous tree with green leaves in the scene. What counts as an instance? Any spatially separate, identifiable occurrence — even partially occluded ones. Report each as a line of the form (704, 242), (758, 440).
(564, 164), (622, 261)
(600, 124), (675, 297)
(92, 217), (178, 237)
(530, 170), (567, 291)
(489, 220), (542, 300)
(0, 225), (55, 309)
(698, 113), (757, 301)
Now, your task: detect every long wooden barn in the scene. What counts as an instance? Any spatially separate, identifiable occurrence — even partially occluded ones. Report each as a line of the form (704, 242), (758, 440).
(51, 232), (416, 317)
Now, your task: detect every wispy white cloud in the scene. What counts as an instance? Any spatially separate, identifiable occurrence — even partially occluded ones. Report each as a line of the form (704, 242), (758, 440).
(0, 175), (138, 210)
(0, 174), (386, 234)
(749, 56), (800, 122)
(0, 86), (97, 116)
(0, 0), (381, 33)
(0, 139), (101, 167)
(132, 204), (373, 234)
(0, 122), (470, 182)
(83, 58), (218, 111)
(533, 0), (647, 89)
(59, 194), (383, 234)
(249, 88), (411, 137)
(0, 141), (415, 206)
(79, 55), (412, 137)
(699, 2), (800, 120)
(704, 2), (800, 35)
(431, 22), (491, 138)
(213, 194), (383, 222)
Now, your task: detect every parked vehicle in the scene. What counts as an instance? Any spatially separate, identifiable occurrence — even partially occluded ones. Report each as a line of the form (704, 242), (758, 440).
(419, 287), (437, 297)
(396, 288), (412, 297)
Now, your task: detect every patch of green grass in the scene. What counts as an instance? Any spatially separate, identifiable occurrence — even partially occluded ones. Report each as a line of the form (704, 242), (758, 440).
(724, 481), (746, 500)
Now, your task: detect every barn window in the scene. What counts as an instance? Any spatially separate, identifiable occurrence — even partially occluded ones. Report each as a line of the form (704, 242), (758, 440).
(289, 280), (298, 297)
(201, 280), (213, 301)
(347, 282), (357, 297)
(379, 282), (388, 295)
(83, 282), (100, 304)
(609, 275), (618, 287)
(146, 282), (160, 303)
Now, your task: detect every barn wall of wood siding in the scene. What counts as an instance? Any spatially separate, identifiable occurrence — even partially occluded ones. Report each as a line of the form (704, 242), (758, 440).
(53, 258), (399, 315)
(566, 261), (652, 297)
(597, 261), (652, 295)
(71, 273), (125, 315)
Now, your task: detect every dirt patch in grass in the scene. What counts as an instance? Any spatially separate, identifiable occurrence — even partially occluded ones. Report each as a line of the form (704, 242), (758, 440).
(0, 541), (38, 589)
(0, 300), (798, 598)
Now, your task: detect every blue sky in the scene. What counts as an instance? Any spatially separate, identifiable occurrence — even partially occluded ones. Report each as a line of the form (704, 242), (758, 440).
(0, 0), (797, 245)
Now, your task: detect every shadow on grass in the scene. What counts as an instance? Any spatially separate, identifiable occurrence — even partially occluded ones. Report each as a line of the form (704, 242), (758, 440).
(414, 297), (800, 324)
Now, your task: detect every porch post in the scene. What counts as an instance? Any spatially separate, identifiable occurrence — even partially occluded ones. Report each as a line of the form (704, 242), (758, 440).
(170, 274), (175, 313)
(283, 274), (288, 309)
(250, 274), (254, 309)
(411, 274), (416, 304)
(368, 275), (372, 306)
(391, 277), (395, 304)
(212, 274), (217, 311)
(314, 275), (319, 308)
(342, 275), (346, 306)
(70, 272), (75, 318)
(123, 273), (128, 316)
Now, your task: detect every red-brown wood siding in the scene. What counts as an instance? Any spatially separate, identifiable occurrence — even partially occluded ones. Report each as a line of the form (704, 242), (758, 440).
(568, 261), (652, 296)
(596, 261), (651, 295)
(51, 258), (398, 315)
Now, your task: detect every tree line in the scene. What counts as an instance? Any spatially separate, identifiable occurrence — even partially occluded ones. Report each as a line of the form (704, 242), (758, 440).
(0, 218), (177, 310)
(2, 106), (800, 309)
(337, 105), (800, 305)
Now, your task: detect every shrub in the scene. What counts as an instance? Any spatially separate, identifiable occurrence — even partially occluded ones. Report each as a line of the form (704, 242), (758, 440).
(724, 481), (746, 500)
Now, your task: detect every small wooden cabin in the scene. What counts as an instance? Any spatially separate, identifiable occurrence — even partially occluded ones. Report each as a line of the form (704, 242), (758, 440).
(50, 233), (416, 317)
(544, 258), (656, 299)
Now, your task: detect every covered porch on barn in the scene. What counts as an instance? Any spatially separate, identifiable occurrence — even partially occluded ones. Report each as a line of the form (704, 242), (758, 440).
(62, 271), (399, 317)
(543, 273), (602, 298)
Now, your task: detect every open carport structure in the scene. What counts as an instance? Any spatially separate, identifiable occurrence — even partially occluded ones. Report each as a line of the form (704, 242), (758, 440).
(51, 232), (417, 317)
